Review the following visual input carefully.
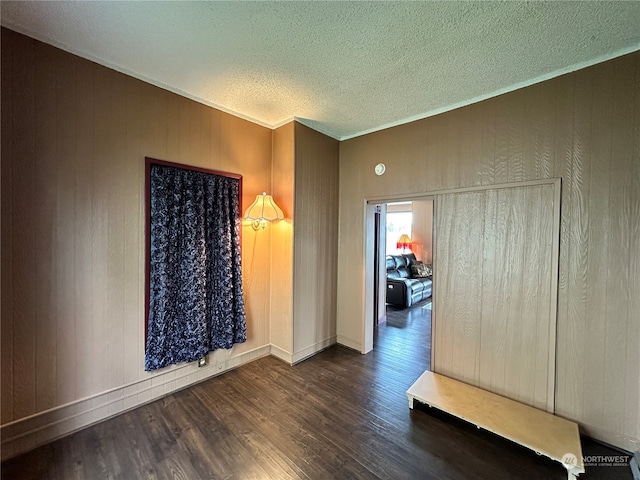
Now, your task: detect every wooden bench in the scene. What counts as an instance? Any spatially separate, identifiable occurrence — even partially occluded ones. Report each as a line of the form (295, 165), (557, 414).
(407, 370), (584, 479)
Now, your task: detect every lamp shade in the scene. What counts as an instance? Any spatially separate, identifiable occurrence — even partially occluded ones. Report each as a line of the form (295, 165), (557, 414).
(244, 192), (284, 229)
(396, 233), (412, 250)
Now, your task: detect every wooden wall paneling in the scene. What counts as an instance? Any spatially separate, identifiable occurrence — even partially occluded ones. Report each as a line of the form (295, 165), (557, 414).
(327, 144), (339, 341)
(1, 29), (15, 424)
(524, 82), (554, 180)
(9, 32), (37, 421)
(185, 101), (204, 167)
(551, 71), (578, 421)
(235, 117), (272, 350)
(104, 68), (128, 391)
(478, 189), (498, 393)
(442, 114), (460, 188)
(33, 40), (59, 413)
(294, 124), (310, 352)
(53, 46), (79, 408)
(293, 132), (309, 354)
(452, 192), (483, 385)
(567, 64), (593, 426)
(422, 119), (444, 192)
(218, 111), (232, 173)
(433, 183), (557, 411)
(459, 104), (484, 188)
(503, 188), (529, 403)
(432, 195), (449, 374)
(209, 108), (222, 171)
(196, 102), (212, 167)
(627, 59), (640, 444)
(86, 59), (111, 399)
(123, 79), (145, 385)
(2, 29), (277, 458)
(603, 58), (636, 437)
(537, 185), (556, 410)
(335, 142), (365, 351)
(337, 51), (640, 450)
(108, 73), (129, 394)
(145, 87), (170, 161)
(582, 63), (614, 429)
(505, 90), (525, 183)
(630, 67), (640, 444)
(486, 188), (510, 397)
(164, 92), (183, 164)
(493, 95), (512, 185)
(292, 123), (339, 361)
(494, 188), (512, 398)
(183, 94), (200, 164)
(72, 52), (97, 400)
(479, 98), (497, 187)
(270, 123), (294, 358)
(510, 186), (553, 410)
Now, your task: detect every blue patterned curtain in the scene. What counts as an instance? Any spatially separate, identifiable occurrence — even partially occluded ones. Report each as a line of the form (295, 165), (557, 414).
(145, 163), (246, 371)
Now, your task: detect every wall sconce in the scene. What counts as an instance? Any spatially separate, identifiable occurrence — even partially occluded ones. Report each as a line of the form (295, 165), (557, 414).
(396, 233), (412, 252)
(244, 192), (285, 230)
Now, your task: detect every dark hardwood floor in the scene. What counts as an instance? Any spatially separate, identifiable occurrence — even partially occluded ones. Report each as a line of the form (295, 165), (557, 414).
(2, 300), (633, 479)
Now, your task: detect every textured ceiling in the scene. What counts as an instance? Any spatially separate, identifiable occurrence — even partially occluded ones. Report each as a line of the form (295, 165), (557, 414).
(2, 1), (640, 140)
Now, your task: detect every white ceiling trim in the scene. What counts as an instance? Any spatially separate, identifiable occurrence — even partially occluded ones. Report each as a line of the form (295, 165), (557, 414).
(1, 21), (276, 130)
(3, 1), (640, 141)
(341, 43), (640, 141)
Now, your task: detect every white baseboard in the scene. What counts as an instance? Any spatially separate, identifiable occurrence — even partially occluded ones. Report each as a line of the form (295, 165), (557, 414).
(336, 335), (362, 353)
(292, 336), (336, 364)
(269, 344), (293, 364)
(0, 345), (270, 461)
(1, 338), (345, 461)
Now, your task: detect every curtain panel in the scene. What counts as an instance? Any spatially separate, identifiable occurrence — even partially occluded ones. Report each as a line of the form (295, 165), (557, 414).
(145, 163), (246, 371)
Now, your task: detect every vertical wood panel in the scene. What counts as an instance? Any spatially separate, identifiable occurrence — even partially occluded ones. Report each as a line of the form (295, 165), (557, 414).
(53, 46), (79, 407)
(10, 32), (37, 420)
(32, 41), (60, 413)
(73, 52), (96, 400)
(603, 58), (635, 436)
(122, 79), (145, 386)
(2, 29), (273, 433)
(292, 122), (339, 361)
(433, 183), (557, 411)
(106, 71), (128, 391)
(479, 98), (497, 186)
(1, 28), (16, 424)
(567, 64), (592, 426)
(583, 62), (613, 429)
(270, 123), (294, 356)
(551, 73), (578, 421)
(627, 60), (640, 441)
(91, 63), (114, 396)
(338, 50), (640, 450)
(625, 59), (640, 442)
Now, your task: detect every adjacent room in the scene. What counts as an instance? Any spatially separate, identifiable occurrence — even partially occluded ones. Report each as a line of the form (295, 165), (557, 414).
(2, 2), (640, 479)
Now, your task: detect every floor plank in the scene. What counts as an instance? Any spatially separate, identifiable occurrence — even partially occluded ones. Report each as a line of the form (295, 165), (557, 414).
(1, 300), (633, 479)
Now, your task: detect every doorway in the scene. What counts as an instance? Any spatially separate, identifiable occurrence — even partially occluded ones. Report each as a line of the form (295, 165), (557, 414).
(364, 180), (560, 412)
(371, 198), (434, 369)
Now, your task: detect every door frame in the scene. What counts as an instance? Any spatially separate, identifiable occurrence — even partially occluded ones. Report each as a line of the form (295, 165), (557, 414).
(364, 195), (435, 359)
(364, 178), (561, 410)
